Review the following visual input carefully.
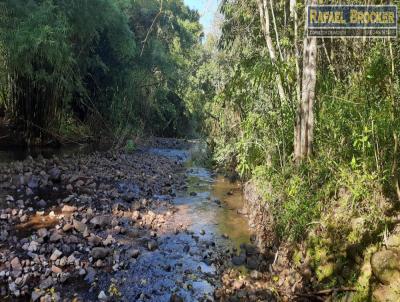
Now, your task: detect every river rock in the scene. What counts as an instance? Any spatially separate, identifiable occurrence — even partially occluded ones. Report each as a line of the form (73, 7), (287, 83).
(14, 275), (26, 286)
(48, 167), (61, 182)
(142, 211), (156, 226)
(373, 283), (400, 302)
(61, 205), (77, 213)
(37, 200), (47, 208)
(147, 239), (158, 251)
(126, 248), (140, 258)
(10, 257), (22, 271)
(27, 241), (40, 252)
(241, 243), (257, 256)
(88, 234), (102, 246)
(39, 276), (54, 289)
(98, 291), (108, 301)
(371, 249), (400, 284)
(250, 270), (262, 280)
(232, 253), (246, 266)
(51, 265), (62, 274)
(11, 176), (24, 188)
(246, 256), (259, 270)
(132, 211), (141, 221)
(49, 231), (62, 242)
(59, 257), (67, 267)
(31, 290), (44, 302)
(62, 223), (73, 232)
(73, 219), (87, 234)
(19, 214), (28, 222)
(50, 249), (63, 261)
(85, 267), (97, 283)
(8, 282), (18, 296)
(27, 176), (40, 189)
(90, 215), (112, 228)
(387, 233), (400, 248)
(91, 247), (111, 260)
(67, 254), (76, 264)
(37, 228), (48, 239)
(103, 235), (113, 246)
(26, 187), (34, 195)
(65, 235), (79, 244)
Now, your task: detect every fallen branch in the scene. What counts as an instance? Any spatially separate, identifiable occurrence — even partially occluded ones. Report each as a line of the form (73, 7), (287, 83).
(295, 293), (324, 301)
(295, 287), (356, 299)
(312, 287), (356, 295)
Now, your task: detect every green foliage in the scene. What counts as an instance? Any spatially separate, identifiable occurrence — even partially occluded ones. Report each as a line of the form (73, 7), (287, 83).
(125, 139), (136, 153)
(191, 2), (400, 293)
(200, 0), (400, 231)
(252, 163), (321, 242)
(0, 0), (202, 144)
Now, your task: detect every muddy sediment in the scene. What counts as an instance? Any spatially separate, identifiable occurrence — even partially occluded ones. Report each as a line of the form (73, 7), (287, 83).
(242, 181), (314, 302)
(243, 182), (277, 253)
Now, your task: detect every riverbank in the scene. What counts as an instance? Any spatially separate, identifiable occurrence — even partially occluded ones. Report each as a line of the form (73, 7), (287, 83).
(242, 177), (400, 302)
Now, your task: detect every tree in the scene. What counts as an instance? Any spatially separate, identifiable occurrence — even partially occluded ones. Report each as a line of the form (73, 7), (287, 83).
(255, 0), (317, 162)
(0, 0), (203, 144)
(294, 0), (317, 161)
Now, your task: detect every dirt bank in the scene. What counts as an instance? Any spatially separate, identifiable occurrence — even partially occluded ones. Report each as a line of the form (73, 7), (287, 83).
(241, 181), (312, 302)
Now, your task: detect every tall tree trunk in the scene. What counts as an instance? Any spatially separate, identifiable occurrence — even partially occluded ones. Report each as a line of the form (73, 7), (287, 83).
(257, 0), (287, 103)
(389, 41), (400, 201)
(294, 0), (318, 162)
(293, 0), (301, 160)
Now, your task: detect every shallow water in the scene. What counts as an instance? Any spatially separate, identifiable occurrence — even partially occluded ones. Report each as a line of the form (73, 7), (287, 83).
(212, 175), (251, 249)
(112, 147), (253, 301)
(177, 167), (251, 250)
(149, 147), (251, 250)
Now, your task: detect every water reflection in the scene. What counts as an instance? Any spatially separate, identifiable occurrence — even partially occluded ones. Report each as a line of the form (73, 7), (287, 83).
(175, 166), (251, 251)
(212, 175), (251, 250)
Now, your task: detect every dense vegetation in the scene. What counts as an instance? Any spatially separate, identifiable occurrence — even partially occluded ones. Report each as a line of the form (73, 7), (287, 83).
(0, 0), (202, 145)
(188, 0), (400, 299)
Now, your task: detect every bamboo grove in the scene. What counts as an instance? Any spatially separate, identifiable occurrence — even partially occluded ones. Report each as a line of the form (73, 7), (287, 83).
(0, 0), (203, 145)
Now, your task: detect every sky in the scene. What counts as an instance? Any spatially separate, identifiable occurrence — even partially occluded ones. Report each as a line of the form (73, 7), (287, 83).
(184, 0), (220, 35)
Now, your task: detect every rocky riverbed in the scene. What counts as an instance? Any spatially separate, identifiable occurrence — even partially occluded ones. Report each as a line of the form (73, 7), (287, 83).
(0, 139), (279, 302)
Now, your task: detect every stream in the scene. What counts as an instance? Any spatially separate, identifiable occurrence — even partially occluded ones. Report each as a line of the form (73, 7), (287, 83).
(103, 146), (253, 301)
(0, 142), (256, 301)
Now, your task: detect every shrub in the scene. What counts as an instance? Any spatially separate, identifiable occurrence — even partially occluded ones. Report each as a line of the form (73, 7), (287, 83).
(125, 139), (136, 154)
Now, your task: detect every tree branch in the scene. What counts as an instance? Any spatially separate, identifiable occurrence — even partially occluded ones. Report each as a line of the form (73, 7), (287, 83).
(141, 0), (163, 57)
